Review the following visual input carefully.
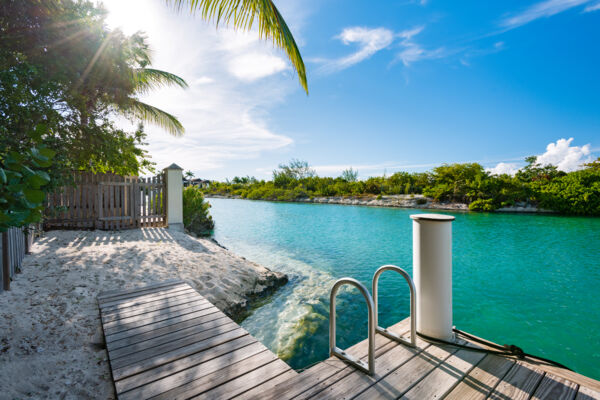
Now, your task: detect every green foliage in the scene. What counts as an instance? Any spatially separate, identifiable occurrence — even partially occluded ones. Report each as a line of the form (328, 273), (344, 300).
(202, 158), (600, 216)
(182, 186), (215, 236)
(469, 199), (497, 212)
(0, 130), (55, 231)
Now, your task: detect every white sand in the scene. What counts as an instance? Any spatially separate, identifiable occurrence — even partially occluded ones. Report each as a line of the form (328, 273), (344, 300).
(0, 228), (286, 399)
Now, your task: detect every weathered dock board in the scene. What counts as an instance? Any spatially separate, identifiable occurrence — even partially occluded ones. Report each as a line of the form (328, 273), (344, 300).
(259, 319), (600, 400)
(98, 280), (296, 399)
(99, 281), (600, 399)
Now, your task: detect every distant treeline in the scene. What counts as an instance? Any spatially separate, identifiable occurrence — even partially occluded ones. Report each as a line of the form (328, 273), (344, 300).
(201, 158), (600, 216)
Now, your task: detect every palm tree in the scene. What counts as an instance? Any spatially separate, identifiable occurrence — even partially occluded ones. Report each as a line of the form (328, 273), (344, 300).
(75, 29), (188, 136)
(168, 0), (307, 94)
(112, 32), (189, 136)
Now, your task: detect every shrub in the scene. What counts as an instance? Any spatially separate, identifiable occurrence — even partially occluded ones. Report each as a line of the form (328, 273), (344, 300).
(469, 199), (497, 212)
(182, 186), (214, 236)
(416, 197), (427, 205)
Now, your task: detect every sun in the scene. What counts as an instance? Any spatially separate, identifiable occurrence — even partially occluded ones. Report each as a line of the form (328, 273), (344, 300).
(100, 0), (157, 36)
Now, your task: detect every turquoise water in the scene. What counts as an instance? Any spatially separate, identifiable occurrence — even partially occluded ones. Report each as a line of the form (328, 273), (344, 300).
(208, 198), (600, 379)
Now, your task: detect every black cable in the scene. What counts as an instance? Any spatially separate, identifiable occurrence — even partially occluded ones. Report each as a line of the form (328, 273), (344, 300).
(415, 329), (573, 372)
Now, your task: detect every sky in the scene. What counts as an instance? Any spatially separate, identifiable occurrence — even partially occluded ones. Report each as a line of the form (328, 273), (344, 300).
(101, 0), (600, 179)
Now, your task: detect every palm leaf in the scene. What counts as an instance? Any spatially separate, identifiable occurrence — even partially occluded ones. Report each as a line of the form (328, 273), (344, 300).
(168, 0), (308, 94)
(122, 99), (185, 136)
(133, 68), (189, 95)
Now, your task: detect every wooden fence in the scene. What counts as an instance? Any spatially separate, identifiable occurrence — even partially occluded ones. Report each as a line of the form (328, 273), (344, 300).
(1, 226), (35, 292)
(45, 172), (166, 230)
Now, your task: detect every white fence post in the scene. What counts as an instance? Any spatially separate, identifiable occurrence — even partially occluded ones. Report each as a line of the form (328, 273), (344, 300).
(410, 213), (455, 341)
(164, 163), (184, 231)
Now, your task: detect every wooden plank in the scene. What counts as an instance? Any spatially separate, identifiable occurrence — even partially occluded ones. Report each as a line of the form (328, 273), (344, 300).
(531, 373), (578, 400)
(117, 342), (269, 399)
(148, 350), (281, 400)
(141, 177), (147, 227)
(109, 320), (239, 361)
(96, 175), (102, 229)
(115, 337), (259, 393)
(111, 329), (249, 380)
(102, 298), (210, 329)
(99, 286), (196, 310)
(110, 322), (242, 370)
(444, 354), (515, 400)
(3, 231), (10, 291)
(398, 347), (486, 400)
(103, 302), (216, 336)
(98, 280), (186, 301)
(98, 283), (191, 307)
(101, 289), (198, 315)
(119, 175), (125, 229)
(576, 386), (600, 400)
(235, 369), (298, 400)
(102, 292), (204, 322)
(100, 288), (197, 313)
(107, 314), (230, 352)
(99, 282), (191, 304)
(487, 362), (546, 400)
(198, 359), (292, 400)
(105, 307), (222, 343)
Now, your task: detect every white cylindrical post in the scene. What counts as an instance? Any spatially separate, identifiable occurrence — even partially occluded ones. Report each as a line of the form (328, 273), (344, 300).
(410, 213), (455, 341)
(164, 163), (184, 231)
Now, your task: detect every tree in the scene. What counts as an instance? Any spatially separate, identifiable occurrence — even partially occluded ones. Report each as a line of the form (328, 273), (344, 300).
(516, 156), (565, 182)
(169, 0), (307, 93)
(183, 186), (215, 236)
(185, 170), (195, 180)
(341, 168), (358, 182)
(273, 158), (317, 180)
(1, 1), (187, 176)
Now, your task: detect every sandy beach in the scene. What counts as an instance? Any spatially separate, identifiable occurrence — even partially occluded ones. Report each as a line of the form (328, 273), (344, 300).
(0, 228), (286, 399)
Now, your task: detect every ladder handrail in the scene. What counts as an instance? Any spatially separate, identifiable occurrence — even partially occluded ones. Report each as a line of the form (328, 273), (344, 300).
(372, 265), (417, 347)
(329, 277), (376, 375)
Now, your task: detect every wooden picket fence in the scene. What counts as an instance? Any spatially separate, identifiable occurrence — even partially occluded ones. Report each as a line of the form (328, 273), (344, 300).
(45, 172), (166, 230)
(1, 225), (36, 292)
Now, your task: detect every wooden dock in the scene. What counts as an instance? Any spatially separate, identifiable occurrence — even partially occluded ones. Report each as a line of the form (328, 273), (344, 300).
(98, 280), (296, 399)
(99, 281), (600, 400)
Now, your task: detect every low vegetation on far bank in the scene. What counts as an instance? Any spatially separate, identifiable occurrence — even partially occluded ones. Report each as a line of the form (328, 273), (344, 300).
(201, 158), (600, 216)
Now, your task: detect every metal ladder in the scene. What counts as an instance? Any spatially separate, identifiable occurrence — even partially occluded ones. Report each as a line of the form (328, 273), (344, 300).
(329, 265), (416, 375)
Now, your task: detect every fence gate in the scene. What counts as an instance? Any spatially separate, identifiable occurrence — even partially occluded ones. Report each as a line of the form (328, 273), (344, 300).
(45, 172), (167, 230)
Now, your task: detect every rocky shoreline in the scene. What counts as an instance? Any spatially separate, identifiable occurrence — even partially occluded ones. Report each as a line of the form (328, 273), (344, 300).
(207, 194), (554, 214)
(0, 228), (287, 399)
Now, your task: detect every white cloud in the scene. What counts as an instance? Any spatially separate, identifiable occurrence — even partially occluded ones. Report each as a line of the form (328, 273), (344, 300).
(487, 138), (593, 175)
(584, 1), (600, 11)
(500, 0), (591, 29)
(228, 53), (289, 81)
(535, 138), (592, 171)
(486, 162), (521, 176)
(394, 26), (447, 66)
(316, 25), (447, 72)
(318, 27), (395, 72)
(193, 76), (214, 85)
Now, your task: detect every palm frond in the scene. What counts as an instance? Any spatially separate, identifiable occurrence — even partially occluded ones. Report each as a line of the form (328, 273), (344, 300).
(168, 0), (308, 94)
(122, 100), (185, 136)
(132, 68), (189, 95)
